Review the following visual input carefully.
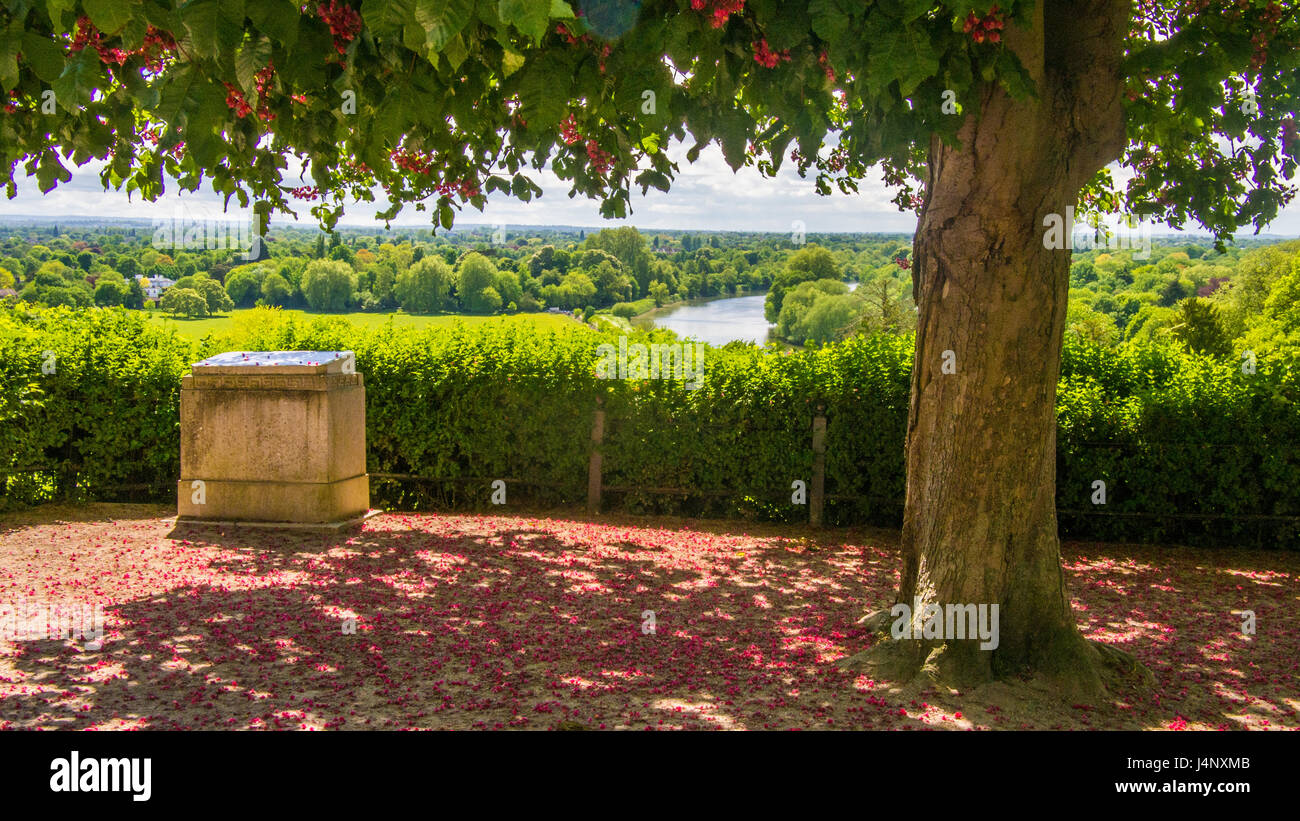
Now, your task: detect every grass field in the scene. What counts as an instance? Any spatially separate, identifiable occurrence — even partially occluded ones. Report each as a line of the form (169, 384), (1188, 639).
(146, 307), (581, 340)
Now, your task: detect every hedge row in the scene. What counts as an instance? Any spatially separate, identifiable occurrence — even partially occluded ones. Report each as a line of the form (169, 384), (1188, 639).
(2, 305), (1296, 547)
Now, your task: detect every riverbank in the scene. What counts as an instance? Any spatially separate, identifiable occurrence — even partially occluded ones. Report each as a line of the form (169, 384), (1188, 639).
(631, 289), (782, 348)
(631, 288), (770, 324)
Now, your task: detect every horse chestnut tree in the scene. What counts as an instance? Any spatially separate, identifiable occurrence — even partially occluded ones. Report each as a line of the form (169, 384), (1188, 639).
(1, 0), (1297, 699)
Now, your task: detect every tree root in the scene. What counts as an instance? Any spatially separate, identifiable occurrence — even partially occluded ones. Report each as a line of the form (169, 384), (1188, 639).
(841, 609), (1153, 705)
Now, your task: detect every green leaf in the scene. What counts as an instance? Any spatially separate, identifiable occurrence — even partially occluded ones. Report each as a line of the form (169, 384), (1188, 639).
(994, 51), (1038, 101)
(515, 53), (569, 129)
(180, 0), (220, 60)
(438, 201), (455, 229)
(234, 37), (272, 96)
(756, 0), (811, 51)
(549, 0), (574, 18)
(414, 0), (474, 52)
(43, 0), (79, 34)
(894, 0), (934, 23)
(35, 150), (72, 193)
(21, 32), (65, 84)
(83, 0), (140, 35)
(52, 51), (103, 110)
(498, 0), (550, 43)
(865, 21), (939, 98)
(501, 47), (525, 77)
(717, 108), (750, 171)
(151, 63), (198, 128)
(440, 33), (469, 69)
(364, 0), (413, 36)
(247, 1), (301, 48)
(0, 26), (21, 91)
(808, 0), (849, 43)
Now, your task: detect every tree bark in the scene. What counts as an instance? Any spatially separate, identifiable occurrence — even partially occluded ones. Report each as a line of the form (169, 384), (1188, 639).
(853, 0), (1135, 697)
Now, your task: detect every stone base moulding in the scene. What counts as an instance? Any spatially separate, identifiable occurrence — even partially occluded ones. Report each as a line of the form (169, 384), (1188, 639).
(176, 475), (370, 523)
(172, 509), (382, 534)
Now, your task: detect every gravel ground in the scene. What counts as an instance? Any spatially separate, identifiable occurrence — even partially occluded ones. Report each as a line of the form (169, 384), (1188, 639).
(0, 503), (1295, 730)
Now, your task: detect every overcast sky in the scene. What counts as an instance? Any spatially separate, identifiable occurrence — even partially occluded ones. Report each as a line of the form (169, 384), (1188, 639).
(4, 139), (1299, 237)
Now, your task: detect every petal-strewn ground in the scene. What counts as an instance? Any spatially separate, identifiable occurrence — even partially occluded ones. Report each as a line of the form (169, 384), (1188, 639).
(0, 504), (1295, 730)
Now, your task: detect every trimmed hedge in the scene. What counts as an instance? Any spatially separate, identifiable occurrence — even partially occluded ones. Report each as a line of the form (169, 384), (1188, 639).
(2, 305), (1296, 547)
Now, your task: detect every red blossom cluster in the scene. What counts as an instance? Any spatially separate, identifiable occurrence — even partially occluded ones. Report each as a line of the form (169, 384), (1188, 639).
(690, 0), (745, 29)
(585, 139), (614, 174)
(963, 5), (1005, 44)
(224, 84), (254, 118)
(255, 65), (275, 96)
(224, 65), (279, 122)
(223, 84), (274, 121)
(818, 51), (835, 82)
(68, 18), (176, 70)
(556, 23), (586, 45)
(290, 186), (322, 200)
(560, 113), (582, 145)
(391, 148), (434, 175)
(437, 179), (480, 199)
(3, 89), (18, 114)
(317, 1), (363, 55)
(753, 39), (790, 68)
(555, 24), (613, 72)
(1282, 118), (1299, 157)
(559, 114), (614, 174)
(391, 149), (480, 198)
(895, 255), (911, 269)
(138, 126), (183, 156)
(1246, 1), (1284, 73)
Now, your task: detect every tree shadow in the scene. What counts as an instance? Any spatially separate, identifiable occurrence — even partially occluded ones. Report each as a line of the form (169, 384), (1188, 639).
(2, 511), (1293, 730)
(6, 522), (898, 730)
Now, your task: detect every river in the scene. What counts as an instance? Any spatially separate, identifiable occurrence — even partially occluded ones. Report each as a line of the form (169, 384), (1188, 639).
(633, 293), (774, 347)
(634, 283), (858, 347)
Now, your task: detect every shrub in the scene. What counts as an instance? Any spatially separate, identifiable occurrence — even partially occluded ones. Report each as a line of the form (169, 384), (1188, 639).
(160, 287), (208, 317)
(2, 305), (1295, 546)
(301, 260), (356, 311)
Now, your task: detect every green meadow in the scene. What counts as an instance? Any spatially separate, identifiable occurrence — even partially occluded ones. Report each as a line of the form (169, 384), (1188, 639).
(145, 307), (581, 340)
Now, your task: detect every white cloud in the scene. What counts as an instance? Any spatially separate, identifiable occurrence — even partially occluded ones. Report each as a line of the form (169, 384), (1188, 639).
(2, 140), (1297, 237)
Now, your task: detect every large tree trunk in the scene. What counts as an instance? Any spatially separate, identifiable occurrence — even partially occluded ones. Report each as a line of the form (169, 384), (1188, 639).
(852, 0), (1135, 699)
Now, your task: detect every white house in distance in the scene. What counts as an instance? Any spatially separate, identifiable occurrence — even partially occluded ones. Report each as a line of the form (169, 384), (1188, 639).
(136, 275), (176, 301)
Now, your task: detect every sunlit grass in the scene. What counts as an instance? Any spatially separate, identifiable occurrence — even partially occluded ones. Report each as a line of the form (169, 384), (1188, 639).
(145, 307), (580, 339)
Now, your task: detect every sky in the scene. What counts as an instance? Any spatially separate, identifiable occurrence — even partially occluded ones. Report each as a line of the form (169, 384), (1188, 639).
(4, 138), (1299, 237)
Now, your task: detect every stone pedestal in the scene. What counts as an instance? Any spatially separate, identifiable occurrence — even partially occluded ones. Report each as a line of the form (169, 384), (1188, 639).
(177, 351), (369, 525)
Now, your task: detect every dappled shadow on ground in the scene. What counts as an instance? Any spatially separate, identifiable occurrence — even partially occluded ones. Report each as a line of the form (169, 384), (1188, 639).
(0, 505), (1295, 730)
(1063, 543), (1299, 730)
(0, 502), (173, 536)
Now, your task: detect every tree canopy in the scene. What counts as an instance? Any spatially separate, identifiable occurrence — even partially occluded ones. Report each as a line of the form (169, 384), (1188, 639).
(2, 1), (1294, 241)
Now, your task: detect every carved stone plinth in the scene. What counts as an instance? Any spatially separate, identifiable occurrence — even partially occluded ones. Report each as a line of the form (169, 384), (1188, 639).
(176, 351), (370, 525)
